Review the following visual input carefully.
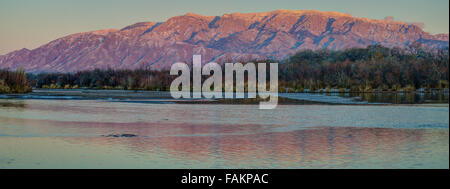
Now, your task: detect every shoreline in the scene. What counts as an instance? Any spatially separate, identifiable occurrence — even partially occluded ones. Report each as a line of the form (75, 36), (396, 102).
(1, 88), (448, 105)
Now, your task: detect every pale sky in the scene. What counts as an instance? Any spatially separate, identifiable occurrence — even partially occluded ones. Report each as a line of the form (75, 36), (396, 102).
(0, 0), (448, 55)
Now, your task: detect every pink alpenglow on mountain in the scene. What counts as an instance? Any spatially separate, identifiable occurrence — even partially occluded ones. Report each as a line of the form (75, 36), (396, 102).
(0, 10), (448, 72)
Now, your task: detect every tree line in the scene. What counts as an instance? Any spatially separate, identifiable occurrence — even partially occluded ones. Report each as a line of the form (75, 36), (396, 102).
(279, 45), (449, 92)
(28, 69), (172, 91)
(1, 45), (448, 93)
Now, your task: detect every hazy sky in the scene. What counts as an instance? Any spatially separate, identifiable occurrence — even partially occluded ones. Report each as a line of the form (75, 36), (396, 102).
(0, 0), (448, 55)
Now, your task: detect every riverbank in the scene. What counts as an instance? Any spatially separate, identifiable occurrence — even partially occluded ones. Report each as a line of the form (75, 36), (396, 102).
(1, 89), (448, 105)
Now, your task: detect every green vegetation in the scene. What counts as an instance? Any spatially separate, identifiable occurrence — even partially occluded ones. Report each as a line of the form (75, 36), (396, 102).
(27, 45), (449, 93)
(0, 69), (32, 94)
(278, 45), (449, 92)
(29, 69), (171, 91)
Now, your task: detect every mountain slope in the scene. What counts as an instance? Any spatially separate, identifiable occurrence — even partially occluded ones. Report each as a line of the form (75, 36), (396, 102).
(1, 10), (448, 72)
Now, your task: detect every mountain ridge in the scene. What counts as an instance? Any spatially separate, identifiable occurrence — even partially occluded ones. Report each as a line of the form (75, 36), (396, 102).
(1, 9), (448, 72)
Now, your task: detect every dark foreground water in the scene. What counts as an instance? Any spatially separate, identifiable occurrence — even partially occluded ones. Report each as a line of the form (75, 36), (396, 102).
(0, 97), (448, 168)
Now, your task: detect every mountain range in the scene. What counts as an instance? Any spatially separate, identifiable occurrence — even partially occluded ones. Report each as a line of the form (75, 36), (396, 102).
(0, 9), (448, 72)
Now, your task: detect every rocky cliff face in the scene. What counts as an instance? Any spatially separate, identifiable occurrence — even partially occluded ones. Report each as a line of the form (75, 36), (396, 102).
(0, 10), (448, 72)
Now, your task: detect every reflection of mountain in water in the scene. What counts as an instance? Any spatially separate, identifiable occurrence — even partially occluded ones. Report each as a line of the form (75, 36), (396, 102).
(62, 127), (449, 168)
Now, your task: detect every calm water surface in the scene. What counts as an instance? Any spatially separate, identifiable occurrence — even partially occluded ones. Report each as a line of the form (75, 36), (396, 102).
(0, 99), (448, 168)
